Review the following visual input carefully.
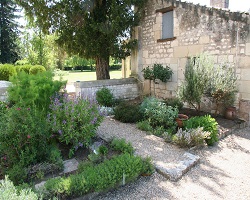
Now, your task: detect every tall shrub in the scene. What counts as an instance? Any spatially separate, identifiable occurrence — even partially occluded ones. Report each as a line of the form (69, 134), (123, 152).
(8, 71), (66, 113)
(0, 106), (54, 183)
(206, 64), (237, 114)
(178, 54), (213, 112)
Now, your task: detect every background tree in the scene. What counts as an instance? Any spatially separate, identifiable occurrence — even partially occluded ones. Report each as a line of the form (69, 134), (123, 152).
(18, 0), (147, 79)
(0, 0), (20, 63)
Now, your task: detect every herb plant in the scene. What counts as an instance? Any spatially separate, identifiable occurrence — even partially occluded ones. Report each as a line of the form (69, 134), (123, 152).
(96, 87), (114, 107)
(48, 94), (103, 157)
(183, 115), (219, 146)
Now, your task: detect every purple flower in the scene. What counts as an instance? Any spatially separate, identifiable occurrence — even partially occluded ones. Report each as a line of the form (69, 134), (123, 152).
(62, 120), (67, 124)
(91, 117), (97, 124)
(78, 142), (83, 147)
(58, 130), (62, 135)
(27, 107), (30, 110)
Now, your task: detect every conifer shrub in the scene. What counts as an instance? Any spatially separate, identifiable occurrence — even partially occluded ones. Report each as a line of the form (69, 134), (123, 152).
(8, 71), (66, 113)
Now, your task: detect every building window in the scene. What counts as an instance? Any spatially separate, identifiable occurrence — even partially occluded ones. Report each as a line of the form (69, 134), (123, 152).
(156, 6), (176, 42)
(162, 10), (174, 39)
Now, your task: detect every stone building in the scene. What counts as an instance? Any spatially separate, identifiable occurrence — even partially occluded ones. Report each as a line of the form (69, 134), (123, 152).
(123, 0), (250, 124)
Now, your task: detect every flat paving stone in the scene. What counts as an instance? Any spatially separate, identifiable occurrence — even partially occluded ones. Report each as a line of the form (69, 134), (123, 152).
(60, 158), (79, 175)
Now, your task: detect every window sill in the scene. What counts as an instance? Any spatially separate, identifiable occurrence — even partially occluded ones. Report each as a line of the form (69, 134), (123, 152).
(157, 37), (176, 43)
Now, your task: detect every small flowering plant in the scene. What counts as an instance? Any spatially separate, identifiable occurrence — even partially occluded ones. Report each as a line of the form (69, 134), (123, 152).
(48, 94), (104, 157)
(0, 106), (52, 171)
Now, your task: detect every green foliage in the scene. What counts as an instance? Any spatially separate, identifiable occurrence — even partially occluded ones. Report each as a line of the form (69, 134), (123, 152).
(142, 66), (154, 80)
(0, 0), (20, 64)
(44, 153), (152, 198)
(48, 95), (103, 157)
(142, 64), (173, 82)
(0, 64), (17, 81)
(178, 55), (212, 112)
(172, 127), (210, 148)
(153, 126), (167, 137)
(0, 176), (39, 200)
(88, 153), (103, 164)
(139, 96), (162, 115)
(64, 55), (94, 70)
(29, 65), (46, 74)
(0, 101), (8, 116)
(96, 87), (114, 107)
(136, 120), (153, 132)
(114, 102), (143, 123)
(206, 64), (237, 113)
(164, 98), (183, 110)
(22, 30), (59, 70)
(18, 0), (148, 79)
(98, 145), (109, 156)
(0, 106), (53, 184)
(16, 64), (33, 74)
(183, 115), (219, 146)
(141, 97), (178, 130)
(110, 138), (134, 155)
(8, 71), (66, 113)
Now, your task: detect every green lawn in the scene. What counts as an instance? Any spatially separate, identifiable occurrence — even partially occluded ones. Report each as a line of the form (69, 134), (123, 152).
(54, 70), (122, 83)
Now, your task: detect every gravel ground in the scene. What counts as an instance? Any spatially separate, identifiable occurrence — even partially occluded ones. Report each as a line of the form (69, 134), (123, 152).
(97, 117), (186, 168)
(96, 118), (250, 200)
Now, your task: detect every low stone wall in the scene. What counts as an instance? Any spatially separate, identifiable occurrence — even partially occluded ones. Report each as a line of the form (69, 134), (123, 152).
(239, 100), (250, 124)
(74, 78), (140, 100)
(0, 81), (11, 102)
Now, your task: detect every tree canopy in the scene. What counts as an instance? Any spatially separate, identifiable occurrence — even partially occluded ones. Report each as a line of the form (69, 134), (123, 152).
(18, 0), (147, 79)
(0, 0), (20, 64)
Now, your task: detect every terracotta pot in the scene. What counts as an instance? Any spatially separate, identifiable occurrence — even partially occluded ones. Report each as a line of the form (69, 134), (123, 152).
(176, 114), (189, 128)
(225, 106), (236, 120)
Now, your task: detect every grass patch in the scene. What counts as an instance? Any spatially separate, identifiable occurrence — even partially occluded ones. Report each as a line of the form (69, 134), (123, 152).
(54, 70), (122, 83)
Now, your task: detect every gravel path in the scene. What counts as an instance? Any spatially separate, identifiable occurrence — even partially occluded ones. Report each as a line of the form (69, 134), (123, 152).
(97, 117), (186, 168)
(96, 118), (250, 200)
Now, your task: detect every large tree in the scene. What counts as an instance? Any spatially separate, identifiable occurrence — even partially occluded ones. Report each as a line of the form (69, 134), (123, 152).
(18, 0), (147, 79)
(0, 0), (20, 64)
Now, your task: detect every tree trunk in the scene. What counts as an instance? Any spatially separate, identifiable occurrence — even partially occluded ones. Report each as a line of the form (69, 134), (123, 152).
(95, 56), (110, 80)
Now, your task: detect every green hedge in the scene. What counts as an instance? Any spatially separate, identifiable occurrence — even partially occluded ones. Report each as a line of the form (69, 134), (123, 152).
(0, 64), (47, 81)
(16, 64), (33, 74)
(0, 64), (16, 81)
(29, 65), (46, 75)
(44, 153), (153, 199)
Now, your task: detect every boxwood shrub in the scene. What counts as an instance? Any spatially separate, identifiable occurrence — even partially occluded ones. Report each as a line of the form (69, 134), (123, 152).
(0, 64), (16, 81)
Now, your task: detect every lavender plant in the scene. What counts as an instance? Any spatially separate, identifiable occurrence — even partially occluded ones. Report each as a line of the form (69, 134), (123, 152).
(48, 94), (104, 157)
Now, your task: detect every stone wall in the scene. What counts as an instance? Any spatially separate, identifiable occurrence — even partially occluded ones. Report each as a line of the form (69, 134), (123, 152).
(129, 0), (250, 124)
(0, 81), (11, 102)
(74, 78), (140, 100)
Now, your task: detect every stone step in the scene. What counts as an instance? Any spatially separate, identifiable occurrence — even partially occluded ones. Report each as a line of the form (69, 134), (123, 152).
(35, 158), (79, 190)
(155, 152), (200, 181)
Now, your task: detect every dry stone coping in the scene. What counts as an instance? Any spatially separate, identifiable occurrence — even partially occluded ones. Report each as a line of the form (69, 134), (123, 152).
(0, 80), (11, 87)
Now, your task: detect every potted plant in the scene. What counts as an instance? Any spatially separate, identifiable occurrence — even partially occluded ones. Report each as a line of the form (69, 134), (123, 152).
(176, 114), (188, 128)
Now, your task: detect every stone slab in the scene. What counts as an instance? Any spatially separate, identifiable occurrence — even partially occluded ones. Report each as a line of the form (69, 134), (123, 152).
(60, 158), (79, 175)
(155, 152), (200, 181)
